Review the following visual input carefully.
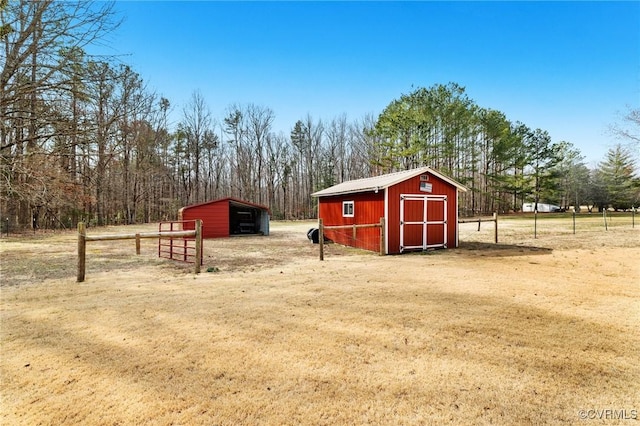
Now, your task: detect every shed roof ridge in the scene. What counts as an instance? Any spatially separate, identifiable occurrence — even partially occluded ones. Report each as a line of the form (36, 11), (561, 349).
(352, 166), (430, 184)
(312, 166), (435, 197)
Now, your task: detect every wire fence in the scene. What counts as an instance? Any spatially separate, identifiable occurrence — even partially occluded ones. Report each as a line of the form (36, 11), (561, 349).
(318, 218), (385, 260)
(527, 210), (636, 237)
(459, 210), (638, 246)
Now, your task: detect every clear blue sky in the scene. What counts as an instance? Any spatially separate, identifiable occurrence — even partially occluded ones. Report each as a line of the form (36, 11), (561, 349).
(101, 1), (639, 166)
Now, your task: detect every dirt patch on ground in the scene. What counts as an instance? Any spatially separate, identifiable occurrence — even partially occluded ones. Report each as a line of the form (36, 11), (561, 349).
(1, 217), (639, 424)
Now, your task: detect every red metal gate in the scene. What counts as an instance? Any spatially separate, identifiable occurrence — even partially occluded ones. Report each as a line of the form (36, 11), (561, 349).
(158, 220), (203, 265)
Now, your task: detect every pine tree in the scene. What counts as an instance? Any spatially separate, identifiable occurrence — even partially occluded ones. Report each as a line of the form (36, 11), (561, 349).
(598, 144), (639, 210)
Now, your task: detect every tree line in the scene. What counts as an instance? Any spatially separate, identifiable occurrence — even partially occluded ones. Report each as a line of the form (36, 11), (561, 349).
(372, 83), (639, 214)
(2, 1), (639, 230)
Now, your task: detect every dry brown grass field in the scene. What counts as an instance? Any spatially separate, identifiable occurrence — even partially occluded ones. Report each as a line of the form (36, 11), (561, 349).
(1, 214), (639, 425)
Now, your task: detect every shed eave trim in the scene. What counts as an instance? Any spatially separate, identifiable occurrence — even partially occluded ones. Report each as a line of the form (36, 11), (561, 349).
(312, 188), (380, 198)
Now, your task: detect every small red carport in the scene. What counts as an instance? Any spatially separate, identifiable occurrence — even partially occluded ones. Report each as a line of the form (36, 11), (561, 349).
(178, 197), (270, 239)
(312, 166), (467, 254)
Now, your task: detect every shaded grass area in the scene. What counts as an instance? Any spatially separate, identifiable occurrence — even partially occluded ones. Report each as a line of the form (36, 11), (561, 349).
(456, 242), (553, 257)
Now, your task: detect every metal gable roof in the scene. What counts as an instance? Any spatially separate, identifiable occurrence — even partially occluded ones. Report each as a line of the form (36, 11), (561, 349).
(311, 166), (468, 197)
(179, 197), (271, 214)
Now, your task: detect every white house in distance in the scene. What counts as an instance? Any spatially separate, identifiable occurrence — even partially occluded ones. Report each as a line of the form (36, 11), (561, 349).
(522, 202), (561, 213)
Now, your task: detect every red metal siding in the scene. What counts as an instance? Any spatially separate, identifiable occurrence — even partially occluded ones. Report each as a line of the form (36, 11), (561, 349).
(318, 192), (384, 252)
(386, 173), (458, 253)
(181, 201), (230, 238)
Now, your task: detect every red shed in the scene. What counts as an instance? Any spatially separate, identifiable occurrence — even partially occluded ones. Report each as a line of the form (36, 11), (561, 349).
(312, 166), (467, 254)
(178, 197), (270, 239)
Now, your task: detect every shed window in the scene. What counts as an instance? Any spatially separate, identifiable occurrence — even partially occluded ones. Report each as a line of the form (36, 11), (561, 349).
(342, 201), (354, 217)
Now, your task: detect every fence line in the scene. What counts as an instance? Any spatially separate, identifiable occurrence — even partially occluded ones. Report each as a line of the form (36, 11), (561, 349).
(464, 210), (637, 241)
(319, 217), (386, 260)
(458, 212), (498, 243)
(600, 208), (636, 231)
(77, 220), (202, 282)
(534, 210), (636, 237)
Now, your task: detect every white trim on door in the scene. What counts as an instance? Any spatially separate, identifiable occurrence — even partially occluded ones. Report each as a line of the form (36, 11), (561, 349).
(399, 194), (447, 252)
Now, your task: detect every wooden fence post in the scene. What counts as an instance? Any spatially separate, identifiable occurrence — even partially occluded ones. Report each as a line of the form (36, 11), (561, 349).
(135, 233), (141, 255)
(379, 217), (385, 255)
(194, 219), (202, 274)
(319, 218), (324, 261)
(77, 222), (86, 282)
(493, 212), (498, 244)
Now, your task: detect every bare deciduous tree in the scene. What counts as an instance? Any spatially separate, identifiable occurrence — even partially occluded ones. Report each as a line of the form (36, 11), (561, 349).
(181, 91), (213, 204)
(1, 0), (119, 227)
